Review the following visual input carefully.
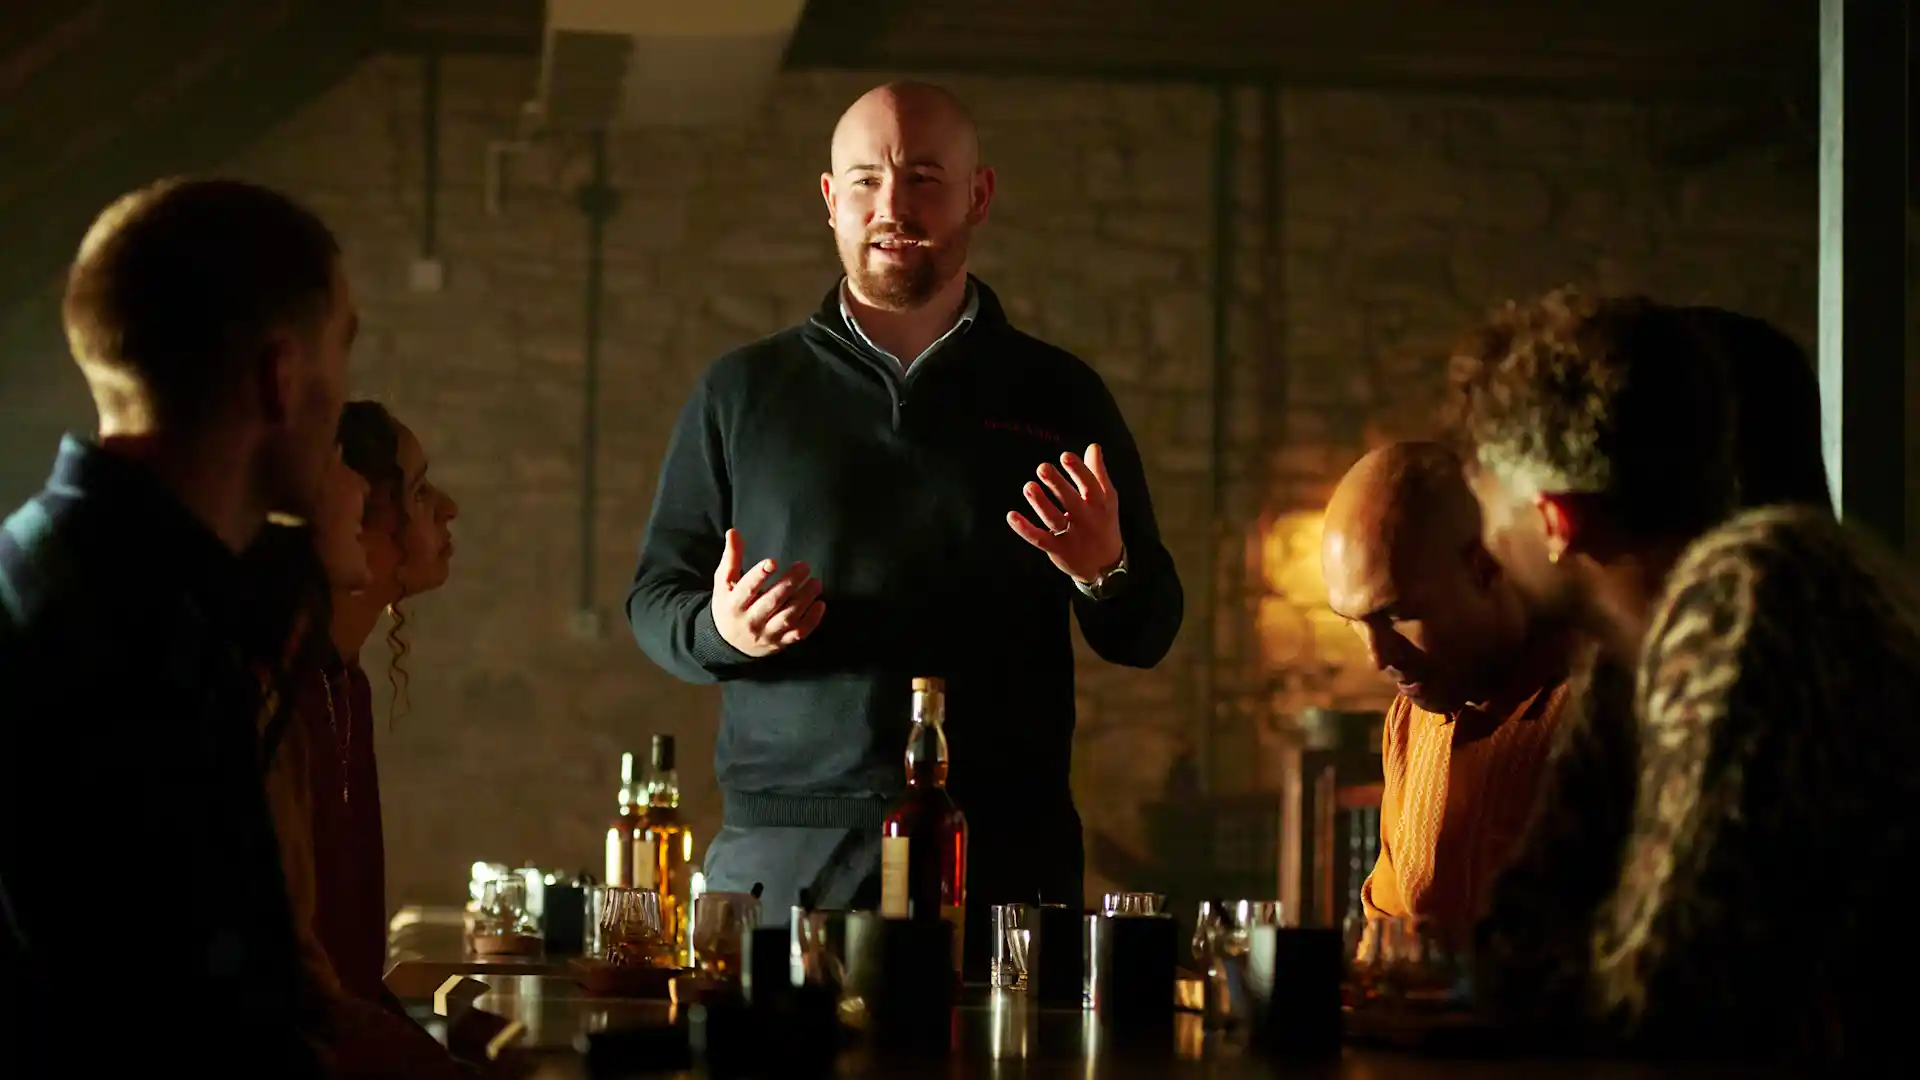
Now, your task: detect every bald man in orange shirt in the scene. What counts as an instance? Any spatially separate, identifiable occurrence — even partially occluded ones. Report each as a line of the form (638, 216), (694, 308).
(1322, 442), (1570, 934)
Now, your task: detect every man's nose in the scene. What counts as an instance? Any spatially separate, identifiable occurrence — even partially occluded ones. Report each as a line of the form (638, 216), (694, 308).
(875, 175), (907, 223)
(1360, 625), (1391, 671)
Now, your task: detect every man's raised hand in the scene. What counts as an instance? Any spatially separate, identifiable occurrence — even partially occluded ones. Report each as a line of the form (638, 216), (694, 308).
(711, 528), (825, 657)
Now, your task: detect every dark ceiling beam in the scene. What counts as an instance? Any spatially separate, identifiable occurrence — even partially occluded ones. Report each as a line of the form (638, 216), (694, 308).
(366, 0), (1815, 102)
(779, 0), (1815, 101)
(0, 0), (86, 51)
(776, 50), (1810, 105)
(0, 0), (385, 324)
(0, 2), (108, 102)
(379, 0), (540, 54)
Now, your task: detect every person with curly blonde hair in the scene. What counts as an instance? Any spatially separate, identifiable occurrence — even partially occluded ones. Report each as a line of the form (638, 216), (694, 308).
(1449, 288), (1920, 1062)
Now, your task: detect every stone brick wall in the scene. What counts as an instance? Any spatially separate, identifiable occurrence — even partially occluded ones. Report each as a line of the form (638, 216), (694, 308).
(0, 56), (1817, 908)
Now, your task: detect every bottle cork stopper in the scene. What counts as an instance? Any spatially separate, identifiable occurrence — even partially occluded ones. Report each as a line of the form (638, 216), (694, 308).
(912, 676), (945, 693)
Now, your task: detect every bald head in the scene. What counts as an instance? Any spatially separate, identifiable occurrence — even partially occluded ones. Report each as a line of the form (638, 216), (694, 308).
(830, 81), (980, 174)
(1324, 442), (1480, 580)
(823, 81), (993, 312)
(1323, 442), (1518, 712)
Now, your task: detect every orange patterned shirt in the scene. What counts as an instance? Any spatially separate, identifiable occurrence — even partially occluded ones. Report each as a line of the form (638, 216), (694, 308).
(1361, 679), (1569, 933)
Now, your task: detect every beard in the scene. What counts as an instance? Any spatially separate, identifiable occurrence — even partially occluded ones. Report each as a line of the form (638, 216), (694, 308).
(842, 220), (972, 311)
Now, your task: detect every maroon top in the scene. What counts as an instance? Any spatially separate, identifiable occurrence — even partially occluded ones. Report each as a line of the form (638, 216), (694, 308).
(299, 659), (388, 1005)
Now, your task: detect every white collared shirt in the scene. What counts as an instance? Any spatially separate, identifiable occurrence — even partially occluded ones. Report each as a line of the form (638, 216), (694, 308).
(837, 279), (980, 372)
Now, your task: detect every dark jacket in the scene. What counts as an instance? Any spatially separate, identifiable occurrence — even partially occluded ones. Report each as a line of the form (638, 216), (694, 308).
(0, 436), (322, 1075)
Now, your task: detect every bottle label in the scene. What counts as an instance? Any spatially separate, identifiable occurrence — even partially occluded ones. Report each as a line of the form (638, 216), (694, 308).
(880, 836), (910, 917)
(604, 827), (625, 888)
(633, 835), (657, 889)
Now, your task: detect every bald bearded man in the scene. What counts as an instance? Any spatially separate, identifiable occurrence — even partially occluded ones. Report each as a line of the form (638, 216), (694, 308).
(627, 82), (1183, 977)
(1321, 442), (1568, 933)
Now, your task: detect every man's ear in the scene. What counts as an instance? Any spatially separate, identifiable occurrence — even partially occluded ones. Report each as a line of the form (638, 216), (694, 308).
(820, 172), (836, 228)
(1534, 492), (1580, 564)
(256, 332), (299, 428)
(968, 165), (996, 226)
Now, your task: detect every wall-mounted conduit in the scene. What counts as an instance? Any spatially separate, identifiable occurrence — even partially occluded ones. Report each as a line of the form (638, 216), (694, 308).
(420, 51), (441, 261)
(573, 131), (620, 633)
(1197, 81), (1239, 794)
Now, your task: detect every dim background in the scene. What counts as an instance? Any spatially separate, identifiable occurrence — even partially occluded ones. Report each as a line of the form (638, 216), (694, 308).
(1, 0), (1908, 909)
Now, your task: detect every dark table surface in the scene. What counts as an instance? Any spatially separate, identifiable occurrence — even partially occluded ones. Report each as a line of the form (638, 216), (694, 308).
(451, 975), (1770, 1080)
(385, 909), (1774, 1080)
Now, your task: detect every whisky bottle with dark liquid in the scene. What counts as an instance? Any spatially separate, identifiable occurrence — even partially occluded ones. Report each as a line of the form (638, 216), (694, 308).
(880, 676), (968, 973)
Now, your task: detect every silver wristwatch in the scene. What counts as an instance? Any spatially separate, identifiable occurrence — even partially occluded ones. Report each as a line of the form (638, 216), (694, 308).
(1080, 546), (1130, 601)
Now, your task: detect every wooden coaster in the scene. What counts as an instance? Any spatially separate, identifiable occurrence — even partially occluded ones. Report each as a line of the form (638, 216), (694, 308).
(570, 956), (686, 998)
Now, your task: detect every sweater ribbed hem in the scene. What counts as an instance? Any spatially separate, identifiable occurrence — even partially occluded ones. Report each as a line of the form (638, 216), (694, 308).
(722, 790), (893, 829)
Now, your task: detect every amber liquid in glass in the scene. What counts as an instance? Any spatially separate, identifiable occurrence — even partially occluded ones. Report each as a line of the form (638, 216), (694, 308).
(880, 676), (968, 974)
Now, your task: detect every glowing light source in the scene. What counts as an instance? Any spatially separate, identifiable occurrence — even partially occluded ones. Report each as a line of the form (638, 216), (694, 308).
(1253, 509), (1372, 678)
(1259, 510), (1327, 601)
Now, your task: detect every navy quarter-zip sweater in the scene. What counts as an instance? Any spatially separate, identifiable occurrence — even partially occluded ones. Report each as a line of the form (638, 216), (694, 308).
(627, 278), (1183, 847)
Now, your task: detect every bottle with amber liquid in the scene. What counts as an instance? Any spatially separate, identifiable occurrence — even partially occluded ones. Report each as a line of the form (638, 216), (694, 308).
(639, 734), (692, 965)
(602, 751), (643, 887)
(880, 676), (968, 972)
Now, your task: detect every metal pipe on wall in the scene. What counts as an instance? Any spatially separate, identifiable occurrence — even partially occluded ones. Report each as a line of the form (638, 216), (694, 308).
(574, 132), (620, 629)
(1199, 82), (1239, 795)
(420, 51), (441, 258)
(1258, 81), (1285, 721)
(1260, 81), (1304, 913)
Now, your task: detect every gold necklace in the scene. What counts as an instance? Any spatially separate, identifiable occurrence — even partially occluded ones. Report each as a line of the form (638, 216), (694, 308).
(321, 670), (353, 803)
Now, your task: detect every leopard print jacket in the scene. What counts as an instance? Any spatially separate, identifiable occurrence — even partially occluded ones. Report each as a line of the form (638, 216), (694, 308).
(1595, 505), (1920, 1058)
(1480, 506), (1920, 1061)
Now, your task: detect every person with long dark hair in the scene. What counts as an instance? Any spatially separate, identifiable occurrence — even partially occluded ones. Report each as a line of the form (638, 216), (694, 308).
(1677, 305), (1834, 514)
(246, 434), (465, 1077)
(304, 400), (459, 1010)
